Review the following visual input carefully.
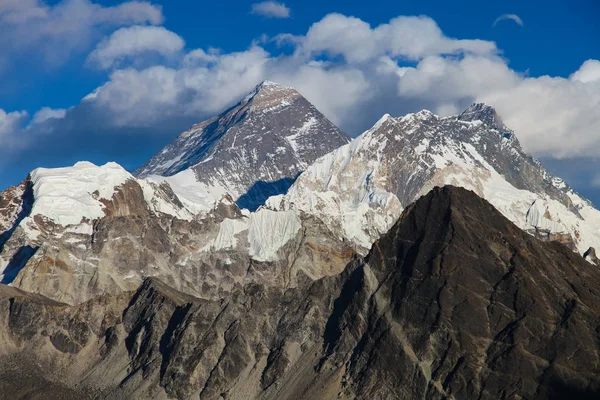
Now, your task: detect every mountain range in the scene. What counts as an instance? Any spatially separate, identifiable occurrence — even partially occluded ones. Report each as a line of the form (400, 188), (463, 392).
(0, 81), (599, 399)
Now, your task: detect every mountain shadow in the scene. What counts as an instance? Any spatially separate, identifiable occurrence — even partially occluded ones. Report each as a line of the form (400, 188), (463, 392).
(236, 175), (297, 211)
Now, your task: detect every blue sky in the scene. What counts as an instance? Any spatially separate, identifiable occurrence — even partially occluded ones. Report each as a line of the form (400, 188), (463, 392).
(0, 0), (599, 203)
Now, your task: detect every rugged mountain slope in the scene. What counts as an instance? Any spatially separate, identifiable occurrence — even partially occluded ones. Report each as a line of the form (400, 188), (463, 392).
(136, 81), (350, 211)
(0, 186), (599, 400)
(268, 104), (600, 255)
(0, 162), (354, 305)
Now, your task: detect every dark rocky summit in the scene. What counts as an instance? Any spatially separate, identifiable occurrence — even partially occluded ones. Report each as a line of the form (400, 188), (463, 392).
(0, 186), (599, 399)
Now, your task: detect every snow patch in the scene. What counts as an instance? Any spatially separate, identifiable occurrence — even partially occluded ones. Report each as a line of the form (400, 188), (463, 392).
(248, 209), (301, 262)
(27, 162), (132, 226)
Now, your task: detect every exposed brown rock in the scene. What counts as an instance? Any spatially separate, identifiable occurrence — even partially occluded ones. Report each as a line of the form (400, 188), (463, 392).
(0, 186), (598, 399)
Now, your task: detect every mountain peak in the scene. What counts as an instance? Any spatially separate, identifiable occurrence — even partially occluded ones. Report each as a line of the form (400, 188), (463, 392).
(245, 80), (301, 112)
(135, 80), (349, 211)
(256, 80), (288, 89)
(250, 80), (296, 97)
(458, 102), (507, 131)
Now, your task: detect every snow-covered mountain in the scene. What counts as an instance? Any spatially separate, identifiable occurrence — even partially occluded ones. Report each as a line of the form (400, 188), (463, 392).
(136, 81), (350, 211)
(0, 82), (354, 304)
(2, 97), (599, 305)
(0, 160), (354, 304)
(267, 103), (600, 256)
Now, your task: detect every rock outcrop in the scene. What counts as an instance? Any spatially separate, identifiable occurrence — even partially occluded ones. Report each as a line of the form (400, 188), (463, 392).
(1, 186), (598, 399)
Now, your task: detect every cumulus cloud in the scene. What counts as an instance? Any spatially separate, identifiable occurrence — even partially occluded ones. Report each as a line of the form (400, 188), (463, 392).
(5, 12), (600, 183)
(87, 26), (185, 69)
(31, 107), (67, 124)
(493, 14), (524, 27)
(182, 49), (219, 67)
(570, 59), (600, 83)
(82, 46), (271, 127)
(296, 14), (498, 63)
(0, 0), (163, 71)
(478, 73), (600, 158)
(0, 109), (28, 146)
(0, 0), (48, 23)
(48, 14), (600, 159)
(251, 1), (290, 18)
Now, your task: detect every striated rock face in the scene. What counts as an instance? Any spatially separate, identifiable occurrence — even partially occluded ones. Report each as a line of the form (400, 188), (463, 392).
(268, 104), (600, 255)
(327, 186), (600, 399)
(136, 81), (350, 211)
(1, 186), (598, 399)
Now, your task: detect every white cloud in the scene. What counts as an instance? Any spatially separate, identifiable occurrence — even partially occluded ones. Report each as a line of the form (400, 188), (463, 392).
(85, 46), (270, 126)
(0, 0), (48, 23)
(182, 49), (219, 67)
(251, 1), (290, 18)
(0, 0), (163, 70)
(593, 175), (600, 187)
(87, 26), (185, 69)
(0, 109), (28, 146)
(31, 107), (67, 124)
(295, 14), (498, 64)
(8, 12), (600, 165)
(570, 59), (600, 83)
(493, 14), (524, 27)
(478, 69), (600, 158)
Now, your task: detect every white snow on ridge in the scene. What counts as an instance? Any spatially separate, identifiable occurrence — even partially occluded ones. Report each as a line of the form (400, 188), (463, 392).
(269, 110), (600, 257)
(11, 159), (303, 264)
(201, 217), (249, 252)
(28, 161), (132, 226)
(145, 169), (227, 216)
(196, 208), (302, 263)
(266, 122), (404, 251)
(20, 161), (226, 230)
(286, 116), (318, 156)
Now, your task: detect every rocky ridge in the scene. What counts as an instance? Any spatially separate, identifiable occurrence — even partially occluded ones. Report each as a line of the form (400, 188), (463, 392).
(267, 104), (600, 255)
(0, 161), (354, 305)
(0, 187), (598, 399)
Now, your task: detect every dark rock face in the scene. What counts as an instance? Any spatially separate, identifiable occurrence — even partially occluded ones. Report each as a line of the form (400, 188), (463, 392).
(0, 186), (599, 399)
(584, 247), (599, 266)
(135, 81), (350, 210)
(328, 186), (600, 399)
(0, 177), (33, 252)
(458, 102), (509, 132)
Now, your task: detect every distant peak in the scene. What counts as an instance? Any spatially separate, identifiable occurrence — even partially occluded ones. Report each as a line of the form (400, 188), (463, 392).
(372, 113), (393, 128)
(242, 80), (299, 104)
(254, 80), (294, 92)
(398, 109), (439, 124)
(458, 103), (507, 131)
(464, 102), (495, 112)
(258, 80), (283, 87)
(415, 109), (438, 119)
